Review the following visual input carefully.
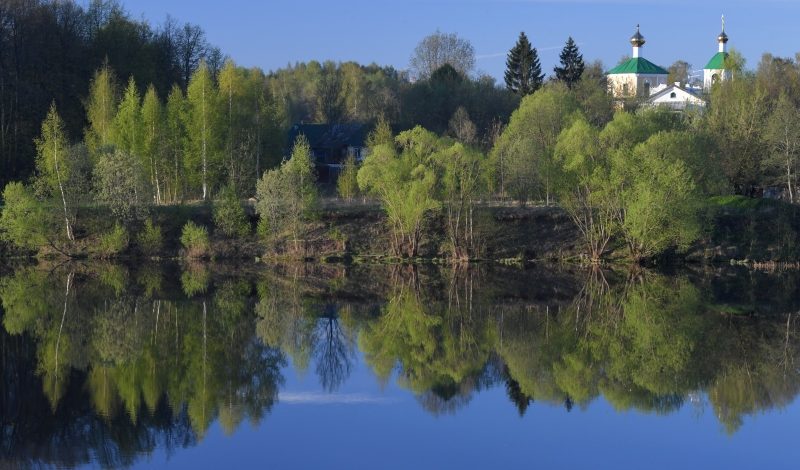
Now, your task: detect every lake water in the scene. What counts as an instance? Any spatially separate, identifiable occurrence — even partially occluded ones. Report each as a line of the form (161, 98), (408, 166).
(1, 262), (799, 469)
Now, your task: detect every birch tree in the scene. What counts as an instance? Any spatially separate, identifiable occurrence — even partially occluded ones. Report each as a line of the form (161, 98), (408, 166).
(35, 103), (75, 241)
(764, 94), (800, 203)
(166, 85), (188, 202)
(141, 85), (165, 203)
(186, 61), (219, 200)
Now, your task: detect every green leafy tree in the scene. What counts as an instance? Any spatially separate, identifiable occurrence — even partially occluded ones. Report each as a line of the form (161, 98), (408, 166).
(213, 185), (250, 238)
(554, 37), (585, 88)
(217, 60), (255, 192)
(358, 126), (441, 257)
(112, 76), (143, 156)
(35, 103), (76, 241)
(764, 93), (800, 202)
(180, 221), (210, 258)
(165, 85), (188, 202)
(186, 61), (220, 200)
(137, 219), (163, 255)
(367, 116), (394, 148)
(553, 116), (616, 262)
(84, 64), (119, 158)
(337, 155), (359, 201)
(93, 150), (151, 225)
(431, 142), (485, 259)
(490, 84), (579, 202)
(504, 32), (544, 95)
(141, 84), (165, 204)
(316, 61), (345, 123)
(0, 182), (52, 250)
(255, 137), (319, 251)
(616, 133), (704, 260)
(705, 77), (768, 195)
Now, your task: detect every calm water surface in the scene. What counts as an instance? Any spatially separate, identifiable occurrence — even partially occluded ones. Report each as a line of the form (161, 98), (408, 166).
(1, 262), (799, 469)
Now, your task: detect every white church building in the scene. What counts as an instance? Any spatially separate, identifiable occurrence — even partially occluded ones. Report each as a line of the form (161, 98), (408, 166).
(607, 19), (733, 110)
(606, 25), (669, 99)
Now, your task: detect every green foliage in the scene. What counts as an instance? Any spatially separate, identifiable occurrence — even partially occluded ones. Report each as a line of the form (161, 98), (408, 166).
(336, 155), (360, 201)
(430, 142), (486, 259)
(553, 116), (615, 261)
(705, 76), (768, 194)
(84, 64), (119, 158)
(358, 126), (442, 257)
(137, 219), (163, 256)
(366, 116), (394, 149)
(35, 103), (76, 242)
(504, 31), (544, 95)
(181, 264), (211, 296)
(491, 84), (579, 202)
(620, 136), (703, 259)
(141, 84), (166, 204)
(112, 76), (143, 156)
(553, 111), (708, 262)
(554, 37), (585, 88)
(185, 61), (220, 200)
(93, 150), (151, 225)
(0, 182), (51, 250)
(180, 221), (210, 258)
(97, 223), (129, 258)
(213, 185), (250, 238)
(255, 137), (318, 249)
(763, 93), (800, 203)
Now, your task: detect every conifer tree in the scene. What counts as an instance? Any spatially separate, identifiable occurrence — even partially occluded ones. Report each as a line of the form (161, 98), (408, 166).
(504, 32), (544, 95)
(554, 37), (585, 88)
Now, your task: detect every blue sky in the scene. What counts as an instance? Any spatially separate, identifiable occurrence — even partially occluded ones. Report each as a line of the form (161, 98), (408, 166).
(117, 0), (799, 81)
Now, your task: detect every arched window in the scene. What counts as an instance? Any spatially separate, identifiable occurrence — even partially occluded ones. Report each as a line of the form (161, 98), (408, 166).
(670, 92), (677, 99)
(712, 73), (720, 83)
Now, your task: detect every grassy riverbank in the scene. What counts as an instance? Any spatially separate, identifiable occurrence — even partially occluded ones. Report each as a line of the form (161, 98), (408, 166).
(4, 196), (800, 267)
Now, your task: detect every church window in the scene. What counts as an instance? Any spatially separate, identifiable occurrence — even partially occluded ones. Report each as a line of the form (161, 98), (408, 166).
(670, 92), (677, 98)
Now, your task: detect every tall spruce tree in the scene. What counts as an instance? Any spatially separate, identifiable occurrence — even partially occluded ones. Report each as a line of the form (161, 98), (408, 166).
(554, 37), (585, 88)
(504, 32), (544, 95)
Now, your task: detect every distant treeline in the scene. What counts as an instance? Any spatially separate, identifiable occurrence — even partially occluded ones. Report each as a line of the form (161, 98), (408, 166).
(0, 0), (525, 191)
(0, 0), (224, 187)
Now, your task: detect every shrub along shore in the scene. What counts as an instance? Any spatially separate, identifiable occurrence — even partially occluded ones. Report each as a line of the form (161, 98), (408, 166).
(2, 195), (799, 268)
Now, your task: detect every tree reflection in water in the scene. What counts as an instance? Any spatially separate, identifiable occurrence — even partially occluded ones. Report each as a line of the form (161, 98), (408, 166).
(1, 261), (800, 467)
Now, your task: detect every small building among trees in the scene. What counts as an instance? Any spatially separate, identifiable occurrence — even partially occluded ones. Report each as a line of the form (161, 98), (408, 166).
(645, 83), (706, 111)
(288, 123), (367, 183)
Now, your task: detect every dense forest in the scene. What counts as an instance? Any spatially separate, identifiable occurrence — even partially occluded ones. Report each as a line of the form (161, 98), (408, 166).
(0, 0), (523, 192)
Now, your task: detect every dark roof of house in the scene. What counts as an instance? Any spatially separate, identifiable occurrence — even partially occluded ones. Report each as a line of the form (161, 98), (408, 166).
(288, 123), (367, 150)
